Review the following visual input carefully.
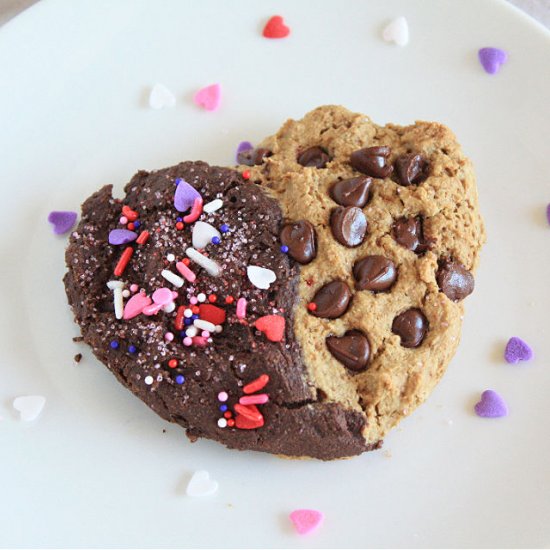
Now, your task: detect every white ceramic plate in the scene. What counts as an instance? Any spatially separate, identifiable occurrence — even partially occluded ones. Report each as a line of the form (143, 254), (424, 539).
(1, 0), (549, 547)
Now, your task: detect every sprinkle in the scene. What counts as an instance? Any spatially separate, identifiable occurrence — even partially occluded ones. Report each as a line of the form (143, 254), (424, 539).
(219, 404), (228, 412)
(262, 15), (290, 39)
(130, 284), (139, 293)
(168, 359), (178, 368)
(247, 265), (276, 289)
(478, 47), (508, 74)
(183, 337), (193, 346)
(193, 83), (222, 112)
(203, 199), (223, 213)
(235, 408), (264, 429)
(121, 205), (138, 222)
(114, 246), (134, 276)
(223, 411), (233, 419)
(166, 253), (175, 262)
(214, 325), (223, 334)
(161, 269), (184, 288)
(176, 222), (184, 231)
(175, 375), (185, 384)
(128, 345), (137, 354)
(148, 83), (176, 109)
(239, 394), (269, 406)
(13, 395), (46, 422)
(382, 16), (409, 46)
(211, 236), (221, 245)
(227, 419), (235, 427)
(136, 230), (150, 244)
(218, 391), (228, 402)
(217, 418), (228, 428)
(236, 140), (253, 163)
(225, 295), (234, 304)
(186, 247), (222, 277)
(220, 224), (229, 233)
(48, 211), (77, 235)
(183, 197), (204, 224)
(127, 223), (135, 231)
(122, 289), (130, 298)
(474, 389), (508, 418)
(289, 510), (324, 536)
(133, 221), (141, 229)
(280, 245), (289, 253)
(186, 470), (219, 497)
(197, 293), (206, 303)
(110, 340), (119, 350)
(242, 170), (251, 180)
(243, 374), (270, 394)
(175, 261), (196, 283)
(504, 337), (533, 364)
(194, 319), (216, 332)
(123, 292), (152, 319)
(236, 297), (247, 319)
(189, 296), (198, 305)
(307, 302), (317, 312)
(185, 326), (198, 337)
(208, 294), (217, 303)
(174, 306), (186, 331)
(106, 280), (125, 320)
(255, 314), (285, 342)
(144, 375), (154, 385)
(184, 318), (192, 326)
(192, 336), (208, 347)
(234, 403), (263, 422)
(201, 330), (210, 338)
(546, 203), (550, 225)
(119, 216), (128, 225)
(164, 332), (174, 342)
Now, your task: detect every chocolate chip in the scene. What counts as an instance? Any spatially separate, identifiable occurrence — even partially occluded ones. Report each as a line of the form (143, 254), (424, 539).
(310, 281), (352, 319)
(394, 153), (429, 186)
(329, 176), (372, 207)
(392, 309), (428, 348)
(237, 147), (272, 166)
(353, 255), (397, 292)
(330, 206), (367, 248)
(326, 330), (370, 372)
(436, 259), (475, 302)
(350, 146), (393, 178)
(280, 220), (317, 264)
(297, 146), (331, 168)
(392, 217), (431, 254)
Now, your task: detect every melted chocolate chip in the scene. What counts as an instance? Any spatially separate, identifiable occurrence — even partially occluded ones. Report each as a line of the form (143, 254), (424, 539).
(237, 147), (272, 166)
(353, 255), (397, 292)
(436, 259), (475, 302)
(392, 217), (431, 254)
(326, 330), (370, 372)
(310, 281), (352, 319)
(330, 207), (367, 248)
(392, 309), (428, 348)
(329, 176), (372, 207)
(394, 153), (429, 186)
(297, 146), (331, 168)
(280, 220), (317, 264)
(350, 146), (393, 178)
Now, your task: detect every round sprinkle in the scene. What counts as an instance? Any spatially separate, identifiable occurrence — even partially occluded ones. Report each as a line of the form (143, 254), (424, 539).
(307, 302), (317, 312)
(227, 419), (235, 427)
(122, 289), (131, 298)
(225, 295), (234, 304)
(191, 314), (200, 320)
(175, 178), (182, 185)
(220, 224), (229, 233)
(191, 305), (200, 314)
(167, 253), (176, 262)
(176, 216), (183, 222)
(190, 296), (198, 305)
(197, 293), (207, 303)
(128, 345), (137, 354)
(164, 332), (174, 342)
(110, 340), (120, 350)
(201, 331), (210, 338)
(242, 170), (251, 180)
(218, 391), (228, 402)
(280, 245), (289, 253)
(182, 258), (190, 266)
(185, 326), (198, 337)
(175, 374), (185, 384)
(215, 325), (223, 334)
(133, 220), (141, 229)
(176, 222), (184, 231)
(217, 418), (228, 428)
(130, 284), (139, 293)
(119, 216), (128, 225)
(144, 375), (154, 385)
(168, 358), (178, 368)
(183, 337), (193, 346)
(208, 294), (217, 303)
(211, 236), (221, 245)
(219, 404), (228, 412)
(184, 308), (193, 318)
(223, 411), (233, 419)
(127, 222), (135, 231)
(184, 318), (193, 326)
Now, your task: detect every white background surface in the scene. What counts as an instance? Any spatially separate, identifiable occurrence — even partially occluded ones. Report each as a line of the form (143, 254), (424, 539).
(1, 0), (549, 548)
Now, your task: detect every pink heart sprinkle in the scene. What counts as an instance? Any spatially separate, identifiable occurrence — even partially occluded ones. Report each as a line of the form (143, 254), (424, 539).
(474, 390), (508, 418)
(123, 293), (152, 320)
(193, 83), (221, 112)
(289, 509), (324, 535)
(152, 287), (175, 306)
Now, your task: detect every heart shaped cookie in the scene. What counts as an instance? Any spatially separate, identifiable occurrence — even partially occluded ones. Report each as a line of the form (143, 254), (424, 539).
(64, 106), (485, 459)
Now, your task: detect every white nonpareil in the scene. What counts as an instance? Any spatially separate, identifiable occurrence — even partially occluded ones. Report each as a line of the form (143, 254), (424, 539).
(192, 221), (221, 249)
(247, 265), (276, 289)
(382, 16), (409, 46)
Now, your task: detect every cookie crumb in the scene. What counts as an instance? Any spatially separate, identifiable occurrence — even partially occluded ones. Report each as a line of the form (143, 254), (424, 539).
(74, 353), (82, 364)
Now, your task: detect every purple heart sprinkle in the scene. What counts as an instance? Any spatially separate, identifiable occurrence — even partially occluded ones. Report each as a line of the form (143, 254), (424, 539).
(546, 203), (550, 226)
(108, 229), (138, 245)
(236, 141), (253, 163)
(174, 178), (201, 213)
(504, 336), (533, 364)
(478, 47), (508, 75)
(48, 211), (77, 235)
(475, 390), (508, 418)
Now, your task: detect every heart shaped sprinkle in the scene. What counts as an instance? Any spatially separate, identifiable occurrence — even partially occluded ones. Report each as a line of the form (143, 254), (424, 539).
(262, 15), (290, 39)
(108, 229), (138, 245)
(255, 315), (285, 342)
(148, 83), (176, 110)
(123, 292), (152, 320)
(546, 203), (550, 225)
(193, 83), (221, 112)
(236, 141), (253, 163)
(474, 390), (508, 418)
(247, 265), (276, 289)
(382, 16), (409, 46)
(13, 395), (46, 421)
(192, 221), (221, 249)
(48, 211), (77, 235)
(504, 336), (533, 364)
(478, 47), (508, 74)
(289, 509), (324, 535)
(174, 178), (201, 213)
(186, 470), (219, 497)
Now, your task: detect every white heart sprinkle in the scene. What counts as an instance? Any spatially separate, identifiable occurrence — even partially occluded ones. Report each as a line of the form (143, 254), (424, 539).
(247, 265), (276, 290)
(382, 16), (409, 46)
(186, 470), (219, 497)
(203, 199), (223, 213)
(192, 221), (221, 249)
(149, 83), (176, 110)
(13, 395), (46, 422)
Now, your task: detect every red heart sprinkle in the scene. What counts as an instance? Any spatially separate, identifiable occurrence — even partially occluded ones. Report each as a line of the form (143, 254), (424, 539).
(235, 407), (265, 429)
(122, 205), (138, 221)
(255, 315), (285, 342)
(262, 15), (290, 39)
(198, 304), (226, 325)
